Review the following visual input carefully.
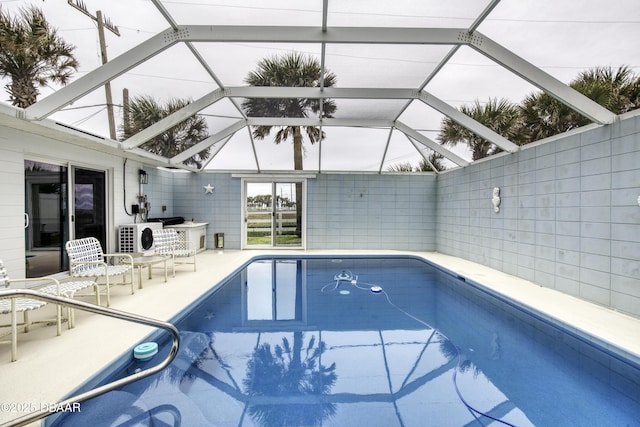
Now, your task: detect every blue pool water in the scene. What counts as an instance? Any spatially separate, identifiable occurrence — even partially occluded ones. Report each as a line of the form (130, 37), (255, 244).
(50, 257), (640, 426)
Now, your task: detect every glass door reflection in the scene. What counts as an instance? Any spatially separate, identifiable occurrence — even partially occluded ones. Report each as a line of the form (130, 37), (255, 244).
(244, 259), (306, 324)
(73, 167), (106, 248)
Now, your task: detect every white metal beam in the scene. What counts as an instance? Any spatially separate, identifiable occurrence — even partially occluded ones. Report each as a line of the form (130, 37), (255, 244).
(180, 25), (466, 45)
(404, 134), (439, 174)
(24, 26), (466, 121)
(199, 134), (234, 170)
(25, 28), (181, 120)
(417, 91), (520, 153)
(378, 127), (395, 174)
(468, 31), (617, 124)
(246, 118), (395, 127)
(122, 89), (226, 149)
(149, 0), (179, 30)
(395, 122), (469, 167)
(171, 119), (246, 164)
(225, 86), (417, 99)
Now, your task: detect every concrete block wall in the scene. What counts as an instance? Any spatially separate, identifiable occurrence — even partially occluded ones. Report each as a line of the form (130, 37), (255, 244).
(307, 174), (437, 250)
(146, 172), (438, 251)
(171, 172), (242, 250)
(436, 114), (640, 317)
(142, 167), (176, 219)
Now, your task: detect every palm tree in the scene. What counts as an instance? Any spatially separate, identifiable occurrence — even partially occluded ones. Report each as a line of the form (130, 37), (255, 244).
(242, 52), (336, 238)
(520, 65), (640, 141)
(242, 52), (337, 170)
(386, 153), (446, 172)
(438, 98), (524, 161)
(243, 332), (337, 427)
(0, 6), (78, 108)
(387, 161), (414, 172)
(121, 95), (210, 168)
(418, 153), (446, 172)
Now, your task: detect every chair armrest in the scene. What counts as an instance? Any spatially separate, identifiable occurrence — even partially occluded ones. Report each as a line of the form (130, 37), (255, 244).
(6, 277), (62, 294)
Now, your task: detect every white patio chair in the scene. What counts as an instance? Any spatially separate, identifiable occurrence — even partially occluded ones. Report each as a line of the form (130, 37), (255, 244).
(65, 237), (134, 307)
(0, 260), (95, 361)
(152, 229), (197, 277)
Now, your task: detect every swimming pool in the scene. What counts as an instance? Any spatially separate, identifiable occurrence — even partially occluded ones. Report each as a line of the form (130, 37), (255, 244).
(50, 256), (640, 426)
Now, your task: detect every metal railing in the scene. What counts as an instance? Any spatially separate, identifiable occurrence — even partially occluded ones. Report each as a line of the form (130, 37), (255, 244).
(0, 289), (180, 427)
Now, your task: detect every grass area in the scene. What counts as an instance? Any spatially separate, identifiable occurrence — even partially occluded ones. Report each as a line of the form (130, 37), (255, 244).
(247, 222), (297, 228)
(247, 234), (302, 245)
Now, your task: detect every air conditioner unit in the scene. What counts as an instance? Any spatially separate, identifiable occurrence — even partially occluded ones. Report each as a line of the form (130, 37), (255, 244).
(118, 223), (163, 253)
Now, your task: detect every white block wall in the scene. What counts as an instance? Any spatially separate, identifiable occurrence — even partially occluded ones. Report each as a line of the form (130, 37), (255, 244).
(436, 113), (640, 317)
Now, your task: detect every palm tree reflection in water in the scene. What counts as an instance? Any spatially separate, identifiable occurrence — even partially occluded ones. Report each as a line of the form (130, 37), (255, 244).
(244, 331), (337, 427)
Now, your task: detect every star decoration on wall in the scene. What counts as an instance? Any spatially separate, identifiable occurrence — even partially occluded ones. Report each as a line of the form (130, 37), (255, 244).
(204, 184), (214, 194)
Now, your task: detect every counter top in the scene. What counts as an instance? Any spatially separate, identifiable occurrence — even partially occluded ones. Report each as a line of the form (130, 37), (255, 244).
(166, 222), (208, 228)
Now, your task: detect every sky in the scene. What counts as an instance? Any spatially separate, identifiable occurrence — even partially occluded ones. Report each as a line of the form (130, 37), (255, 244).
(1, 0), (639, 172)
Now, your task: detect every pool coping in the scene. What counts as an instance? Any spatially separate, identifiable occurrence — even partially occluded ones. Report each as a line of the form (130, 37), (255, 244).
(0, 249), (639, 426)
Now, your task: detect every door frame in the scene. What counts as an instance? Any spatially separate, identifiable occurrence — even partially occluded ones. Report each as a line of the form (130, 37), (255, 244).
(25, 156), (111, 276)
(70, 165), (108, 248)
(241, 177), (307, 250)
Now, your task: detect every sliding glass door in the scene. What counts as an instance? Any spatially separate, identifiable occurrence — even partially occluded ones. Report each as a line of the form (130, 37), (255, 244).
(24, 161), (106, 277)
(24, 161), (68, 277)
(244, 180), (304, 248)
(73, 167), (107, 249)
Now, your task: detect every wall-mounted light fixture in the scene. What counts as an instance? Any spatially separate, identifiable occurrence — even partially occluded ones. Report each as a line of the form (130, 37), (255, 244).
(139, 169), (148, 185)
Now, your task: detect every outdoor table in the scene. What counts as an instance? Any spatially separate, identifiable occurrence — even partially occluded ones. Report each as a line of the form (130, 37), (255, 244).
(130, 253), (169, 289)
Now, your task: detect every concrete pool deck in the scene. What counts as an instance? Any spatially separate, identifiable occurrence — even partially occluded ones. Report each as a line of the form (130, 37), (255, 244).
(1, 249), (639, 425)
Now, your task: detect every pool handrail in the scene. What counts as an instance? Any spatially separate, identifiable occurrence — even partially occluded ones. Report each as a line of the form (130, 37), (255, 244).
(0, 289), (180, 427)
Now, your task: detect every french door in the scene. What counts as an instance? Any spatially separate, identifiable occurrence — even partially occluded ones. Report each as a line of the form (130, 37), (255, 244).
(243, 180), (305, 248)
(24, 160), (106, 277)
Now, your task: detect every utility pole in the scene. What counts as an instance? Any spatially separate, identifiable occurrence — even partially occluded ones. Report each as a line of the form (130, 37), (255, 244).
(67, 0), (120, 140)
(122, 88), (130, 137)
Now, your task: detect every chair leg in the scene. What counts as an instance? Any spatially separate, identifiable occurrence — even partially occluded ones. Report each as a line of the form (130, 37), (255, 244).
(11, 299), (17, 362)
(55, 304), (62, 336)
(93, 284), (100, 306)
(127, 272), (135, 295)
(23, 310), (30, 333)
(105, 275), (111, 307)
(64, 292), (75, 329)
(67, 305), (74, 329)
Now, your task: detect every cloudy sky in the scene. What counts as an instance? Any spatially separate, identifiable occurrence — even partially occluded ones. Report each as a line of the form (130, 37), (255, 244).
(1, 0), (639, 171)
